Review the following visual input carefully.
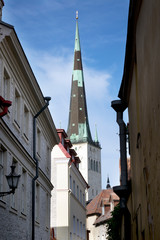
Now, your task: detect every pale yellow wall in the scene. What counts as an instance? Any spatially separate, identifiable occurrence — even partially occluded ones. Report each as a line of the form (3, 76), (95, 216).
(127, 0), (160, 239)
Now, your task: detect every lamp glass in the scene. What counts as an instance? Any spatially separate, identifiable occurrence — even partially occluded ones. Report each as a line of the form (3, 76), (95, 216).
(6, 165), (20, 191)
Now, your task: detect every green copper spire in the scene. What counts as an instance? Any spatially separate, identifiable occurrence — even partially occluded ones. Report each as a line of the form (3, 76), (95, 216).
(67, 12), (93, 144)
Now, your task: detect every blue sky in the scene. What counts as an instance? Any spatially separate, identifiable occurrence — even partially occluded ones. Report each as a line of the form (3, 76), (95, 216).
(3, 0), (129, 188)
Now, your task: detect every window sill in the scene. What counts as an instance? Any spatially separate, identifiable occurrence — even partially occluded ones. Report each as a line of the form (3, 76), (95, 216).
(10, 206), (18, 215)
(0, 199), (6, 209)
(13, 120), (20, 132)
(22, 133), (29, 144)
(20, 211), (27, 219)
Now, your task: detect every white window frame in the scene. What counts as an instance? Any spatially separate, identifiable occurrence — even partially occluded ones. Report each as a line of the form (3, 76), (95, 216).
(23, 104), (29, 140)
(3, 68), (10, 101)
(14, 88), (21, 128)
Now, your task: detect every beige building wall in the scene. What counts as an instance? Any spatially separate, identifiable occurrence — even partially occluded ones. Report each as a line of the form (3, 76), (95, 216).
(120, 0), (160, 239)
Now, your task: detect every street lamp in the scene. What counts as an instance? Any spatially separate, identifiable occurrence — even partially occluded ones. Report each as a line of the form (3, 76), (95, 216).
(0, 165), (21, 197)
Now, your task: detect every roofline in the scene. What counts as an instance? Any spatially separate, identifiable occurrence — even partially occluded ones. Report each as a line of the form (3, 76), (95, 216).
(70, 162), (89, 189)
(118, 0), (142, 104)
(0, 20), (59, 144)
(0, 20), (14, 29)
(87, 213), (101, 217)
(94, 217), (111, 227)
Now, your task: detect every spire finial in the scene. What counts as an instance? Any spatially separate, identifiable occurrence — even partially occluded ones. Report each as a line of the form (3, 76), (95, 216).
(76, 11), (78, 20)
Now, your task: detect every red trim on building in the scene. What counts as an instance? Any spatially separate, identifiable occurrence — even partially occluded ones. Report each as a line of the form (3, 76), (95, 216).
(0, 96), (12, 117)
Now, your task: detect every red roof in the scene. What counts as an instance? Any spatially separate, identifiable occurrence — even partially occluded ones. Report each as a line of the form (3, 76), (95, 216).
(86, 188), (119, 226)
(58, 143), (71, 158)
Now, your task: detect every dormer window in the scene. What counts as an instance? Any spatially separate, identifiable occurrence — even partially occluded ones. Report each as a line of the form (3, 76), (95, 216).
(102, 205), (105, 215)
(61, 136), (64, 146)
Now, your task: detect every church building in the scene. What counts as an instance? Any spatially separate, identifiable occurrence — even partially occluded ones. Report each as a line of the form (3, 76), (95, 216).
(67, 12), (102, 201)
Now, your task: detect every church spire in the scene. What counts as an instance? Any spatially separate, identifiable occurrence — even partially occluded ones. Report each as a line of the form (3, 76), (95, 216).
(67, 12), (92, 144)
(106, 176), (111, 189)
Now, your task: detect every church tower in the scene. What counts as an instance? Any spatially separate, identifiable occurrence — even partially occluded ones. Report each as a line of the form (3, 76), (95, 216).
(67, 12), (102, 200)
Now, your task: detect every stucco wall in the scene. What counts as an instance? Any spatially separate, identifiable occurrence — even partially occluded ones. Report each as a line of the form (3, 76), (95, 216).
(128, 0), (160, 239)
(0, 23), (57, 240)
(73, 142), (101, 200)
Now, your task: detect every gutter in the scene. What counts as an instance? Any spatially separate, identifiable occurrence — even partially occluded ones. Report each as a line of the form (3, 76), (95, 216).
(111, 99), (131, 239)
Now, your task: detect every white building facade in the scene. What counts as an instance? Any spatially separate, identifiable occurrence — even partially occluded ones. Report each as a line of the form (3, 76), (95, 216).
(51, 129), (88, 240)
(73, 142), (101, 200)
(0, 3), (59, 239)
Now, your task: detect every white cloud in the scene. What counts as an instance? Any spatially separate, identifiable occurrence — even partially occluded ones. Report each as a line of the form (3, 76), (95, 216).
(26, 48), (120, 188)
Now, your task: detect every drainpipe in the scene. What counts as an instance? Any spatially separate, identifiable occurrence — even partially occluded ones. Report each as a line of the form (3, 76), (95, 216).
(111, 99), (131, 239)
(32, 97), (51, 240)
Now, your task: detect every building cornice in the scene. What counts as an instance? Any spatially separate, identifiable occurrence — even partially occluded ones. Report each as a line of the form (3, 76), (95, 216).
(118, 0), (142, 104)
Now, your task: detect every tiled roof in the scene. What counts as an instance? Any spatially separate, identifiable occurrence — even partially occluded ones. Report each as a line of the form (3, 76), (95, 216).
(94, 211), (112, 225)
(86, 188), (119, 226)
(86, 189), (113, 216)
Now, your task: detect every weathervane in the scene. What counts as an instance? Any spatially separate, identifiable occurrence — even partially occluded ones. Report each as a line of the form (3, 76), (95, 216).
(76, 11), (78, 19)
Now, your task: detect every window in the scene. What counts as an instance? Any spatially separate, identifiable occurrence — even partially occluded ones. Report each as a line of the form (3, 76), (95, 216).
(102, 205), (105, 215)
(91, 159), (93, 170)
(36, 127), (41, 157)
(45, 193), (49, 228)
(73, 180), (75, 195)
(80, 222), (82, 238)
(46, 146), (50, 173)
(96, 161), (98, 172)
(3, 68), (10, 101)
(0, 145), (7, 198)
(14, 89), (21, 127)
(23, 105), (29, 139)
(77, 219), (79, 236)
(70, 175), (72, 190)
(70, 232), (72, 240)
(83, 224), (86, 240)
(35, 183), (40, 222)
(77, 185), (79, 200)
(80, 190), (82, 203)
(21, 168), (27, 214)
(99, 162), (101, 173)
(73, 216), (76, 234)
(62, 137), (64, 146)
(93, 160), (95, 171)
(83, 193), (85, 206)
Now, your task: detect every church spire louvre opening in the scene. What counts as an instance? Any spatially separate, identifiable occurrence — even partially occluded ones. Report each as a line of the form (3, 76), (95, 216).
(67, 12), (93, 144)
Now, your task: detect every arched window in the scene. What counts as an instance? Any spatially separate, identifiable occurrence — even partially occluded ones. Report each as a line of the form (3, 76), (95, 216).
(99, 162), (101, 173)
(93, 160), (95, 171)
(91, 159), (93, 170)
(96, 161), (98, 172)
